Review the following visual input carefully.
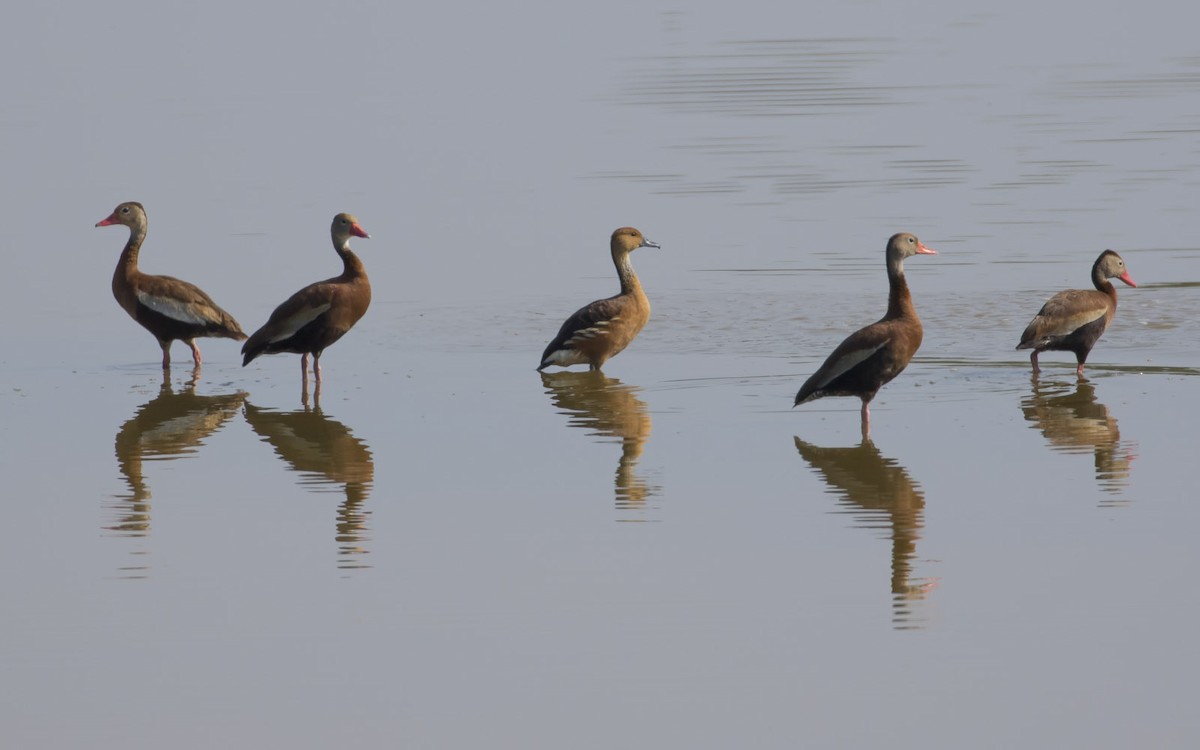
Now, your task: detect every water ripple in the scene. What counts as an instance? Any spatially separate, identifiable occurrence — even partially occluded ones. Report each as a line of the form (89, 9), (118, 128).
(621, 38), (902, 117)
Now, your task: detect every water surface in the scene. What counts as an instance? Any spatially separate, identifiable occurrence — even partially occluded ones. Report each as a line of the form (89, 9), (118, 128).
(3, 1), (1200, 747)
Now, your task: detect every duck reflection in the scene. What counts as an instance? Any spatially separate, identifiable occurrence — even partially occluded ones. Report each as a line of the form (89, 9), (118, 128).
(540, 371), (658, 514)
(300, 378), (320, 410)
(242, 397), (374, 569)
(110, 368), (247, 540)
(793, 436), (936, 629)
(1021, 376), (1136, 499)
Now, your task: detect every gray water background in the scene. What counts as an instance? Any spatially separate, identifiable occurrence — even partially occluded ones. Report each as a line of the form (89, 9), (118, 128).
(2, 1), (1199, 747)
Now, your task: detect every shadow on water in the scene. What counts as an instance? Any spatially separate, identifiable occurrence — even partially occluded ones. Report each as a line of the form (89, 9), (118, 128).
(110, 369), (247, 578)
(793, 436), (937, 630)
(540, 371), (659, 518)
(242, 392), (374, 571)
(1020, 375), (1137, 503)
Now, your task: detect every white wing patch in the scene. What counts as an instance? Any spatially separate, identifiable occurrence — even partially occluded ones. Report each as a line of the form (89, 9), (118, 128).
(815, 340), (888, 389)
(137, 291), (215, 326)
(1039, 308), (1106, 337)
(269, 303), (332, 343)
(565, 316), (618, 345)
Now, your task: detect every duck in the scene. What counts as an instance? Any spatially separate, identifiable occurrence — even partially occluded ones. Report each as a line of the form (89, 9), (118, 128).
(241, 213), (371, 383)
(96, 201), (247, 368)
(1016, 250), (1136, 377)
(538, 227), (660, 371)
(794, 232), (936, 437)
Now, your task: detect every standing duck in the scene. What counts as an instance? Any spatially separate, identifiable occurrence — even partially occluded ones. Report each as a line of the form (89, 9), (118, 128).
(538, 227), (660, 371)
(97, 201), (247, 368)
(241, 213), (371, 384)
(794, 233), (936, 437)
(1016, 250), (1136, 376)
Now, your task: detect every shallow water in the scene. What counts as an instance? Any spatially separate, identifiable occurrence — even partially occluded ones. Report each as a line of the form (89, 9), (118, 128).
(4, 1), (1200, 747)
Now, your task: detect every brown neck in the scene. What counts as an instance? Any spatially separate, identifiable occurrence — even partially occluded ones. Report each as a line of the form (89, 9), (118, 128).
(1091, 264), (1117, 301)
(336, 242), (366, 279)
(613, 249), (641, 295)
(115, 226), (146, 278)
(885, 256), (917, 319)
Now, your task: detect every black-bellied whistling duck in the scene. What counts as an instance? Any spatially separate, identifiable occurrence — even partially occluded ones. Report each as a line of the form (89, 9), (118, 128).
(97, 201), (247, 368)
(1016, 250), (1136, 377)
(792, 436), (937, 615)
(1020, 378), (1135, 492)
(113, 371), (247, 533)
(794, 233), (936, 437)
(241, 213), (371, 384)
(242, 400), (374, 568)
(538, 227), (660, 371)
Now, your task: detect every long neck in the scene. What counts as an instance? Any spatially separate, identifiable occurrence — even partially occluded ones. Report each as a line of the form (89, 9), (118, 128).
(613, 249), (640, 295)
(115, 225), (146, 278)
(336, 241), (366, 279)
(1091, 263), (1117, 301)
(885, 255), (917, 319)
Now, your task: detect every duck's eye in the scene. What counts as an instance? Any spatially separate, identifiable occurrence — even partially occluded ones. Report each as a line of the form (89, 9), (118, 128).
(121, 207), (129, 214)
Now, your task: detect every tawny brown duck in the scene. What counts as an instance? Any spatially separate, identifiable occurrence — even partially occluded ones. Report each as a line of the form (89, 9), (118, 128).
(97, 201), (247, 368)
(1016, 250), (1136, 376)
(794, 233), (936, 437)
(538, 227), (660, 371)
(241, 213), (371, 383)
(540, 370), (656, 508)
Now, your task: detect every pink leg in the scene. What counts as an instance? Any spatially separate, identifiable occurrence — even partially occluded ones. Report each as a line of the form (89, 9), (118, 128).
(313, 353), (323, 384)
(187, 339), (202, 367)
(860, 400), (871, 438)
(300, 354), (310, 406)
(1030, 350), (1040, 374)
(1076, 363), (1085, 377)
(159, 341), (171, 369)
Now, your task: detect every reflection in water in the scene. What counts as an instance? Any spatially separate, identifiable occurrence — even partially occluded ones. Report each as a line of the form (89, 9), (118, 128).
(301, 378), (320, 410)
(1021, 377), (1137, 502)
(242, 398), (374, 570)
(110, 369), (247, 576)
(540, 371), (658, 516)
(793, 437), (936, 630)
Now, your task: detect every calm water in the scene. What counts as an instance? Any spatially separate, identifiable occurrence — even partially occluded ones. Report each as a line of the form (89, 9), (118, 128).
(3, 1), (1200, 747)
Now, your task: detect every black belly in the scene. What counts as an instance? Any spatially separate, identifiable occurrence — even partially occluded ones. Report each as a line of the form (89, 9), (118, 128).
(1040, 317), (1107, 359)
